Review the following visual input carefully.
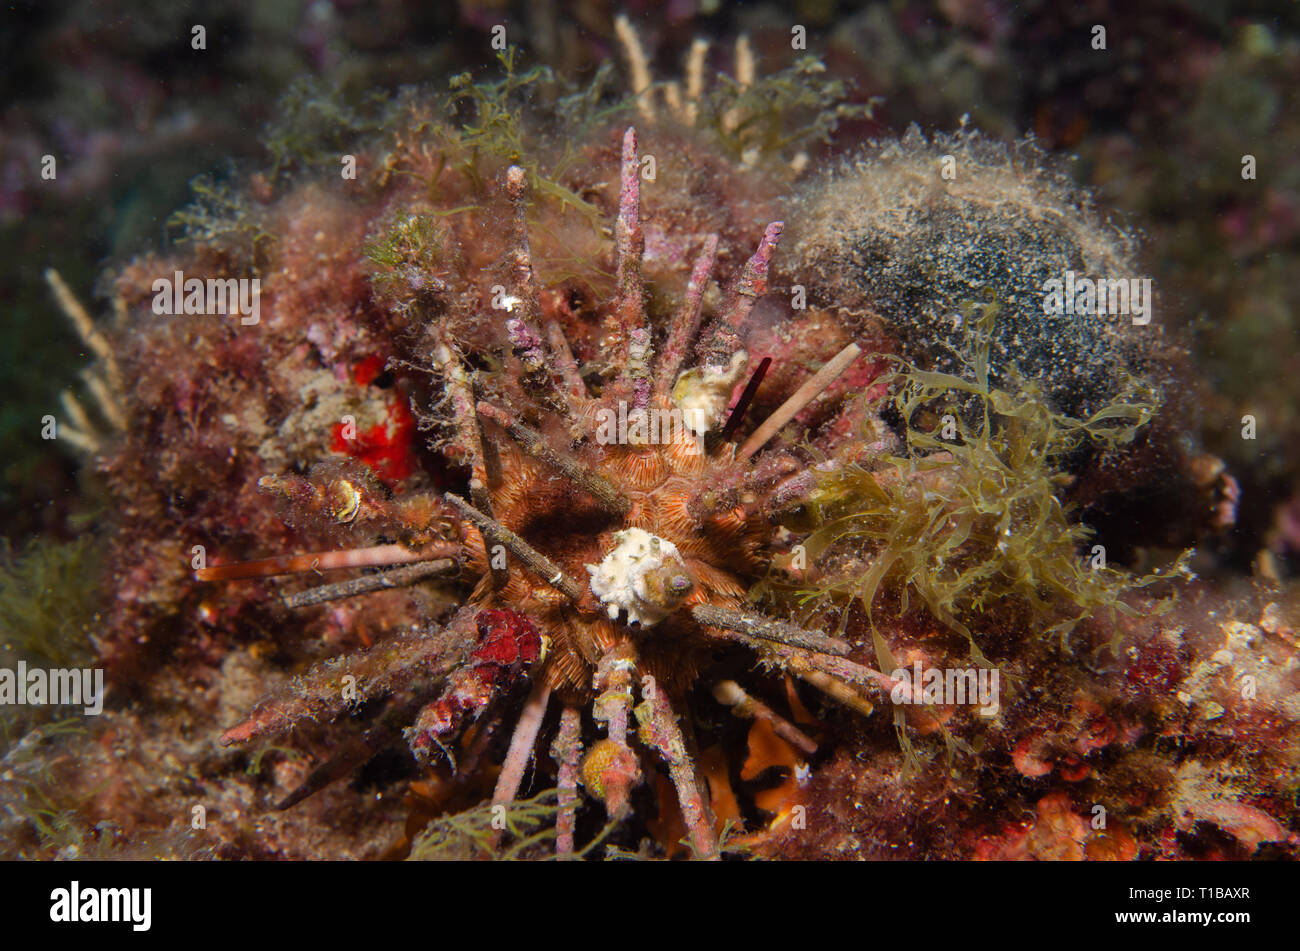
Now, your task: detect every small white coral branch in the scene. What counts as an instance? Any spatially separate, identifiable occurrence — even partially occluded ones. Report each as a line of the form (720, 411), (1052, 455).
(614, 15), (656, 122)
(45, 268), (128, 448)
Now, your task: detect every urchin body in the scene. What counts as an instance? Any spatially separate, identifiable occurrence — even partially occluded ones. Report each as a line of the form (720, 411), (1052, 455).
(459, 431), (764, 698)
(442, 412), (771, 856)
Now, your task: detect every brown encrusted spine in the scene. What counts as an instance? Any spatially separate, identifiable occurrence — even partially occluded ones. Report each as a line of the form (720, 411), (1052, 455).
(654, 234), (718, 404)
(613, 126), (645, 373)
(443, 492), (585, 602)
(431, 332), (506, 588)
(219, 609), (478, 746)
(635, 683), (719, 859)
(275, 692), (433, 810)
(692, 603), (851, 655)
(551, 705), (583, 857)
(503, 165), (588, 402)
(476, 400), (631, 516)
(281, 557), (458, 609)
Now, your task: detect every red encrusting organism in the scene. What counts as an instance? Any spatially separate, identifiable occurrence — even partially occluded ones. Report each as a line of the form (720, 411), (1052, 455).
(330, 392), (418, 485)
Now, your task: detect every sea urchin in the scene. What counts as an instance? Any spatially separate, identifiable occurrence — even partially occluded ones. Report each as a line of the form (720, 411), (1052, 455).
(201, 123), (901, 860)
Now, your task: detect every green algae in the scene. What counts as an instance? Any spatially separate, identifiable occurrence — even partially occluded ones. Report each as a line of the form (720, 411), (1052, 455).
(363, 211), (446, 272)
(696, 55), (876, 161)
(0, 537), (102, 759)
(0, 536), (101, 669)
(0, 717), (88, 854)
(406, 788), (617, 861)
(165, 173), (275, 261)
(790, 301), (1188, 669)
(446, 47), (616, 225)
(265, 76), (391, 180)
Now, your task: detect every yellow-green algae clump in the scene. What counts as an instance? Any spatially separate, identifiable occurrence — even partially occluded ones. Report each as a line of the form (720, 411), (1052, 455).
(786, 302), (1189, 672)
